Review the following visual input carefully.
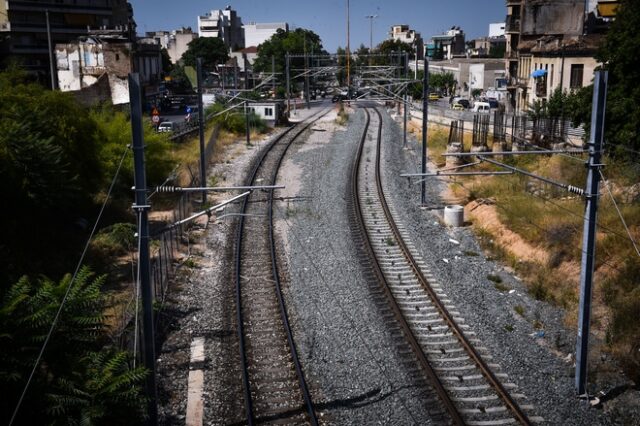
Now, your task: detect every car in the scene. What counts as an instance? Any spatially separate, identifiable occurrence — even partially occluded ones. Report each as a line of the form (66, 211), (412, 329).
(428, 93), (440, 101)
(456, 99), (470, 109)
(157, 121), (175, 132)
(452, 103), (465, 111)
(472, 102), (491, 113)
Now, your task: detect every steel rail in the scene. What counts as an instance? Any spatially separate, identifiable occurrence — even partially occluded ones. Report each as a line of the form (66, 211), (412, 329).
(234, 108), (330, 425)
(350, 108), (465, 425)
(369, 108), (532, 425)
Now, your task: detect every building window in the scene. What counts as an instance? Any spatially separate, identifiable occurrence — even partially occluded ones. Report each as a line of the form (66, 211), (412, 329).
(550, 64), (554, 88)
(264, 107), (273, 117)
(570, 64), (584, 89)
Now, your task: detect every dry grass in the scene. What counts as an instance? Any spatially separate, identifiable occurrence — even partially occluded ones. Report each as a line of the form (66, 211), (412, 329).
(458, 152), (640, 382)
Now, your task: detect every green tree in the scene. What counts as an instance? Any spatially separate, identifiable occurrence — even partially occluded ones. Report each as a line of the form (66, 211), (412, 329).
(181, 37), (229, 69)
(160, 47), (173, 75)
(373, 39), (413, 66)
(567, 0), (640, 152)
(0, 267), (147, 424)
(0, 69), (102, 283)
(253, 28), (326, 90)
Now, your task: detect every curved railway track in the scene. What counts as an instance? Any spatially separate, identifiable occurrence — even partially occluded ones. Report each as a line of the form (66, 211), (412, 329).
(234, 109), (330, 425)
(350, 106), (543, 425)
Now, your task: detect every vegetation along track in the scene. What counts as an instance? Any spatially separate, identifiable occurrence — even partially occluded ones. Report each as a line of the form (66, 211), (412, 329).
(234, 108), (331, 425)
(350, 106), (543, 425)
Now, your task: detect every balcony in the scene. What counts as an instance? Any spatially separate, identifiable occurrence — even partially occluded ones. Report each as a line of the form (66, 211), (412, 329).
(505, 15), (521, 33)
(82, 66), (107, 76)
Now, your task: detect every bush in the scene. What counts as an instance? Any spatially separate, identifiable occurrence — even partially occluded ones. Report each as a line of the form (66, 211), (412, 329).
(91, 223), (136, 258)
(205, 103), (268, 134)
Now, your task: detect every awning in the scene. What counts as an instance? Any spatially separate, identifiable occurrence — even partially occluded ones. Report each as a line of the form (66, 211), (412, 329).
(531, 69), (547, 78)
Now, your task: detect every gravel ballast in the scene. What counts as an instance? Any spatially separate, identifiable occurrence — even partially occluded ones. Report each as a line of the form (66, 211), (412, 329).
(156, 102), (639, 425)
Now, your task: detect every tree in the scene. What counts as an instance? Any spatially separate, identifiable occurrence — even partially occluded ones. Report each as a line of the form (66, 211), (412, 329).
(253, 28), (326, 90)
(567, 0), (640, 152)
(373, 39), (413, 66)
(181, 37), (229, 69)
(0, 267), (147, 424)
(160, 47), (173, 75)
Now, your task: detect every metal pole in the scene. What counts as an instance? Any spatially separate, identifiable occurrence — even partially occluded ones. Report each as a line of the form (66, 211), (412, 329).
(285, 53), (291, 116)
(575, 70), (608, 396)
(421, 59), (429, 206)
(45, 10), (57, 90)
(346, 0), (350, 96)
(271, 55), (275, 96)
(305, 51), (310, 109)
(285, 52), (291, 115)
(129, 73), (158, 426)
(403, 52), (408, 147)
(196, 58), (206, 203)
(245, 101), (251, 146)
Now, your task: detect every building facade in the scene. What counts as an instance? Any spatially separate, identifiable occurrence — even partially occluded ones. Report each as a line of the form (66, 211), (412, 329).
(389, 24), (424, 59)
(0, 0), (134, 87)
(429, 27), (466, 60)
(56, 31), (162, 105)
(504, 0), (609, 112)
(197, 6), (244, 51)
(147, 28), (197, 64)
(243, 22), (287, 48)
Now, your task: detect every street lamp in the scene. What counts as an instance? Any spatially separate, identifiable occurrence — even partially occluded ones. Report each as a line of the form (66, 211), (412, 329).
(365, 14), (378, 54)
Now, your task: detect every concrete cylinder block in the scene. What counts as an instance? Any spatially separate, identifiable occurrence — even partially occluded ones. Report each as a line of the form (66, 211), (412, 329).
(444, 205), (464, 227)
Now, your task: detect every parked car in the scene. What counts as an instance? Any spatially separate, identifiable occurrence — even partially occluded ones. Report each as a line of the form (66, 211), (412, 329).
(451, 99), (469, 109)
(428, 93), (440, 101)
(452, 103), (465, 111)
(457, 99), (470, 109)
(472, 102), (491, 113)
(157, 121), (175, 132)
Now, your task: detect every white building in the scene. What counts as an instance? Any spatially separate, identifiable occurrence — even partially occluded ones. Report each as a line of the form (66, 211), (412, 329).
(147, 28), (197, 64)
(243, 22), (288, 48)
(489, 22), (506, 38)
(197, 6), (244, 50)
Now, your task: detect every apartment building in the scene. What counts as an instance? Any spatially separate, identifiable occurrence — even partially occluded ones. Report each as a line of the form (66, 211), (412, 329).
(244, 22), (288, 48)
(197, 6), (244, 51)
(147, 27), (197, 64)
(0, 0), (134, 87)
(505, 0), (611, 112)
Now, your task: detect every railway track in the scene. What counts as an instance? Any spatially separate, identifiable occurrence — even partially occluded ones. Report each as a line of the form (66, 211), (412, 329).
(350, 106), (543, 425)
(234, 109), (331, 425)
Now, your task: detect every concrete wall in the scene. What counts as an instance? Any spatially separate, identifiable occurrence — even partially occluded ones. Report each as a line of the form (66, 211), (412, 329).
(244, 23), (286, 48)
(527, 55), (598, 103)
(521, 0), (585, 36)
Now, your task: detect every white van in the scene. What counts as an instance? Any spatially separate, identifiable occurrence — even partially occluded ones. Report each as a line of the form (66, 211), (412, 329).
(473, 102), (491, 113)
(157, 121), (175, 132)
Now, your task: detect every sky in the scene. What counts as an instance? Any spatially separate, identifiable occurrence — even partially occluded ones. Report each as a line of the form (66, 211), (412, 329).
(129, 0), (507, 51)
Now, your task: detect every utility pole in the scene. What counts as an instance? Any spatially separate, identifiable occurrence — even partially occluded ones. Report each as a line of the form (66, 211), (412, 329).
(403, 52), (409, 147)
(245, 101), (251, 147)
(271, 55), (276, 96)
(365, 14), (378, 58)
(285, 52), (291, 116)
(421, 59), (429, 206)
(45, 10), (57, 90)
(346, 0), (350, 96)
(196, 58), (206, 203)
(129, 73), (158, 426)
(575, 70), (608, 397)
(304, 47), (310, 108)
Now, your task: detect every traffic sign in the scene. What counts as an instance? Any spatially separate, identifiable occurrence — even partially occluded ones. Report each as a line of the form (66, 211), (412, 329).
(152, 107), (159, 116)
(186, 106), (192, 114)
(152, 115), (160, 124)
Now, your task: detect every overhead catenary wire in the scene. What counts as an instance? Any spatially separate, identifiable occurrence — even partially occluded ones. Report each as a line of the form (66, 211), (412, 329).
(599, 169), (640, 259)
(9, 145), (130, 426)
